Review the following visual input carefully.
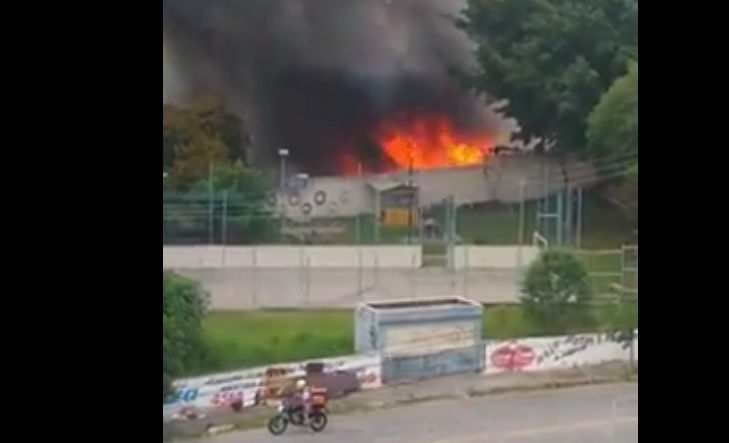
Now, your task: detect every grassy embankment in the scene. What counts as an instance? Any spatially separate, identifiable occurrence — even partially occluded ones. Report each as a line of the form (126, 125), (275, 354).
(204, 199), (637, 372)
(205, 303), (637, 371)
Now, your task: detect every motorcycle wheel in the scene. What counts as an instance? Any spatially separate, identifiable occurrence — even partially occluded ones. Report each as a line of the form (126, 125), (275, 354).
(267, 414), (289, 436)
(309, 411), (328, 433)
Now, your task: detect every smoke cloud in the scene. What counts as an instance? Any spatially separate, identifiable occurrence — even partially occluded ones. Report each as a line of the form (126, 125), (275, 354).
(162, 0), (500, 174)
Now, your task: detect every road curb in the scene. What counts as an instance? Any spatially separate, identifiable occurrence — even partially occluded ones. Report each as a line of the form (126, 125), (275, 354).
(164, 367), (637, 440)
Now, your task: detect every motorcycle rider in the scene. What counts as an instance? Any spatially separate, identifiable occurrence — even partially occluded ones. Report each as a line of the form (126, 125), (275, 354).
(293, 379), (312, 426)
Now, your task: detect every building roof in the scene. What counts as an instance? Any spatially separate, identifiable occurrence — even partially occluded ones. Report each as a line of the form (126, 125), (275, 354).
(368, 177), (418, 193)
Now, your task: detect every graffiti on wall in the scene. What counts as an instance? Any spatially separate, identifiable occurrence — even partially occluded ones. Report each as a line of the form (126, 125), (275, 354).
(384, 322), (478, 355)
(487, 333), (638, 373)
(167, 356), (382, 410)
(253, 361), (376, 405)
(383, 345), (483, 384)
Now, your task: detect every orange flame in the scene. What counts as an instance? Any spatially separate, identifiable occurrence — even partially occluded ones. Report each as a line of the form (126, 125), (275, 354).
(340, 114), (494, 175)
(377, 115), (493, 171)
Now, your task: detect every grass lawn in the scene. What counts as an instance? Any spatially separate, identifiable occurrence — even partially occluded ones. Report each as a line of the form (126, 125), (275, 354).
(326, 194), (633, 248)
(456, 197), (633, 248)
(199, 195), (637, 372)
(204, 303), (637, 372)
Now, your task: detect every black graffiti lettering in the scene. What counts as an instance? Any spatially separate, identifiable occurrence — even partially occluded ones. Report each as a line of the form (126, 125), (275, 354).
(536, 335), (607, 364)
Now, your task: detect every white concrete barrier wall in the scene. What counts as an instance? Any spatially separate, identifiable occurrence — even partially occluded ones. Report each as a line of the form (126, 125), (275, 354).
(163, 246), (230, 269)
(453, 246), (540, 269)
(163, 246), (423, 269)
(484, 333), (639, 375)
(164, 333), (637, 416)
(164, 354), (383, 415)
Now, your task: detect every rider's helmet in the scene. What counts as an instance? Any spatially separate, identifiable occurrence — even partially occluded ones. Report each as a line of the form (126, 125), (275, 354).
(295, 379), (307, 390)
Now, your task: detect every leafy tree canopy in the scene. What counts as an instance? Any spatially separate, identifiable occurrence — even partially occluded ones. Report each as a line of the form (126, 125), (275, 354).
(163, 97), (251, 187)
(588, 63), (638, 223)
(588, 63), (638, 161)
(521, 249), (595, 333)
(458, 0), (638, 154)
(162, 272), (214, 400)
(162, 98), (273, 244)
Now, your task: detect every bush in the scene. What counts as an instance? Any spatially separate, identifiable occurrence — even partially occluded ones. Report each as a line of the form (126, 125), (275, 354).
(163, 272), (214, 399)
(521, 249), (596, 334)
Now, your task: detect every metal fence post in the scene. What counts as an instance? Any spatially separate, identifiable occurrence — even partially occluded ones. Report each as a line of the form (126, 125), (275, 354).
(304, 257), (312, 306)
(410, 253), (417, 298)
(251, 247), (258, 308)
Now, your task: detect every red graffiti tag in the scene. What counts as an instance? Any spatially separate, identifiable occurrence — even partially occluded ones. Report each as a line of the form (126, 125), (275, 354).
(491, 343), (536, 371)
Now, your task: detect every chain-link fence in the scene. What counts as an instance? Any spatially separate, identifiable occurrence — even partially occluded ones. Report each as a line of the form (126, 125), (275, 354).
(163, 192), (356, 245)
(578, 246), (639, 298)
(163, 187), (637, 309)
(163, 191), (632, 246)
(168, 246), (637, 309)
(163, 193), (530, 246)
(177, 265), (528, 309)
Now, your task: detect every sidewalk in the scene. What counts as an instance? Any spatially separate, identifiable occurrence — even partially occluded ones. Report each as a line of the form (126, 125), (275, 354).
(164, 362), (637, 440)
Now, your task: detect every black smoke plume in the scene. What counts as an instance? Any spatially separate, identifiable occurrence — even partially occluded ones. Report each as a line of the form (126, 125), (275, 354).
(163, 0), (499, 174)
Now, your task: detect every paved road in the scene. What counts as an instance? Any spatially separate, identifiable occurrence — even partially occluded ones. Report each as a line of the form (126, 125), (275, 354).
(201, 384), (638, 443)
(181, 268), (521, 308)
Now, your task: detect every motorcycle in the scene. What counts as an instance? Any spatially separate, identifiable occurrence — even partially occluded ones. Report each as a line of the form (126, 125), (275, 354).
(267, 400), (329, 435)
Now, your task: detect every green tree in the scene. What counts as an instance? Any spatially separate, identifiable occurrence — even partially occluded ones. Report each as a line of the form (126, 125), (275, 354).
(163, 97), (251, 187)
(457, 0), (638, 153)
(163, 98), (272, 244)
(599, 286), (639, 369)
(588, 63), (639, 224)
(163, 160), (275, 245)
(587, 64), (638, 161)
(188, 161), (275, 244)
(521, 250), (595, 333)
(600, 294), (638, 340)
(162, 272), (214, 400)
(163, 315), (178, 400)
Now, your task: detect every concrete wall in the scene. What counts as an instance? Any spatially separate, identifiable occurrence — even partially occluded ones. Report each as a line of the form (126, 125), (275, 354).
(355, 305), (380, 354)
(271, 175), (371, 219)
(365, 300), (484, 383)
(163, 246), (423, 269)
(165, 246), (539, 270)
(166, 246), (535, 307)
(381, 346), (484, 384)
(183, 268), (523, 309)
(452, 246), (540, 270)
(268, 156), (598, 219)
(383, 321), (480, 355)
(356, 299), (484, 355)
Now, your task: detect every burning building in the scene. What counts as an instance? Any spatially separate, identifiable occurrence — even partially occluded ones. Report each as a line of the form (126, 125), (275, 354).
(163, 0), (510, 175)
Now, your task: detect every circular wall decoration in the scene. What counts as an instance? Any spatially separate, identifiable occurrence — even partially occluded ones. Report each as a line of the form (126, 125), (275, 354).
(314, 191), (327, 206)
(301, 203), (313, 215)
(288, 194), (301, 207)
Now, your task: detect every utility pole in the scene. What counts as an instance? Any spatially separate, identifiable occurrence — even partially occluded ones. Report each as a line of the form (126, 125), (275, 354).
(407, 149), (415, 244)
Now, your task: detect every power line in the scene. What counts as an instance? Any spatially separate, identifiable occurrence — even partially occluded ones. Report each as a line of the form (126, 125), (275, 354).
(163, 152), (637, 197)
(487, 152), (638, 191)
(162, 152), (638, 219)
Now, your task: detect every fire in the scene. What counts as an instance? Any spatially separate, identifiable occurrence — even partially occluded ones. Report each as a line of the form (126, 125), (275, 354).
(378, 115), (493, 170)
(340, 114), (494, 175)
